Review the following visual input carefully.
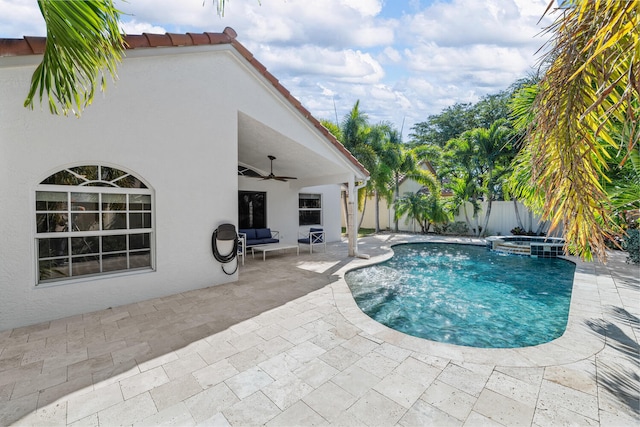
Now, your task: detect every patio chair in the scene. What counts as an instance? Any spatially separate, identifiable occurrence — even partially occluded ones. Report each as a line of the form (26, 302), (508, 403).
(298, 227), (326, 254)
(237, 232), (246, 265)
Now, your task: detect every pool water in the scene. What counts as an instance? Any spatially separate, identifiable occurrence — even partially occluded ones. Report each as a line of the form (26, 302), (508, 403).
(345, 243), (576, 348)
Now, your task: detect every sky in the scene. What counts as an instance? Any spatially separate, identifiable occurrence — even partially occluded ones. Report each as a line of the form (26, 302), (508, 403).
(1, 0), (556, 140)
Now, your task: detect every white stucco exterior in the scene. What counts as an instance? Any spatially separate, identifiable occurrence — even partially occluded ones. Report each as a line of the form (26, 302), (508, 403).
(0, 40), (366, 330)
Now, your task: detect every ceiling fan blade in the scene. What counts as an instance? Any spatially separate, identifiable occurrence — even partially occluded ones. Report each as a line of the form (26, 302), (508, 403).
(253, 156), (298, 181)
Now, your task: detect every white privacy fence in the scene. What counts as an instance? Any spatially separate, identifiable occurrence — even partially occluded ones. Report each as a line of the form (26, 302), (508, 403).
(351, 199), (555, 237)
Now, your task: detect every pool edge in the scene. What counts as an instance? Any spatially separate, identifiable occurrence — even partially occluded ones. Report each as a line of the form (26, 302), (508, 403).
(332, 235), (607, 368)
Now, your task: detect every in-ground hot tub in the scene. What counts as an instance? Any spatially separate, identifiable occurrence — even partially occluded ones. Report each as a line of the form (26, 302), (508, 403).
(486, 235), (565, 258)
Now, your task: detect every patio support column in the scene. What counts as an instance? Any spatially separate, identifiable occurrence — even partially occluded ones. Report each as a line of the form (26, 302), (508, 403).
(347, 177), (357, 257)
(347, 175), (368, 257)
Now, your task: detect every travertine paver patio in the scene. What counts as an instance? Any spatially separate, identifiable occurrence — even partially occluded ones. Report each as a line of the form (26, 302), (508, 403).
(0, 234), (638, 426)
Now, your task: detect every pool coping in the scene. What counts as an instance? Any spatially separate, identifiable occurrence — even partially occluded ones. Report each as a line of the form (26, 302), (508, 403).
(331, 236), (607, 367)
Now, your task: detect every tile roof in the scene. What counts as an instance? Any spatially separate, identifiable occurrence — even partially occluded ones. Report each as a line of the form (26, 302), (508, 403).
(0, 27), (369, 178)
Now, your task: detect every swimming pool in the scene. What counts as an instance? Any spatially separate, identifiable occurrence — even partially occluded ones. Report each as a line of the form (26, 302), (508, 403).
(345, 243), (576, 348)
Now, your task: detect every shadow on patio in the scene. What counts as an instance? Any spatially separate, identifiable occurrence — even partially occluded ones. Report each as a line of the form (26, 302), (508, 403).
(0, 242), (361, 425)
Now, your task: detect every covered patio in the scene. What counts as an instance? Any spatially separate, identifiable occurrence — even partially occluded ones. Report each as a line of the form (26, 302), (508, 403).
(0, 234), (637, 426)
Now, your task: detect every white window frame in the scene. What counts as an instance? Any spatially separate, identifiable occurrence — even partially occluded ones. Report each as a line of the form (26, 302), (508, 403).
(298, 193), (323, 226)
(35, 165), (155, 285)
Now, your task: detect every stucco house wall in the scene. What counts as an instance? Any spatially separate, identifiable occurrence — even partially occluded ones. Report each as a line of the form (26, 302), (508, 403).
(0, 35), (366, 330)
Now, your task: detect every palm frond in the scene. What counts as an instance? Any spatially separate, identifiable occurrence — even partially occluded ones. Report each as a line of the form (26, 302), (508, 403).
(25, 0), (125, 116)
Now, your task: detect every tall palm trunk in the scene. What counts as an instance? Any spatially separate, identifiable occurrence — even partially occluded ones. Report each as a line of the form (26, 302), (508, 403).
(513, 199), (524, 229)
(472, 197), (481, 237)
(357, 191), (368, 230)
(462, 203), (473, 232)
(374, 191), (380, 233)
(481, 199), (493, 237)
(394, 172), (400, 232)
(480, 168), (495, 237)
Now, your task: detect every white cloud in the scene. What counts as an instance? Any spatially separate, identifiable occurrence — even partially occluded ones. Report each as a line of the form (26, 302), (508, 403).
(119, 20), (167, 35)
(341, 0), (383, 17)
(381, 46), (402, 63)
(0, 0), (45, 37)
(252, 44), (385, 83)
(403, 0), (548, 48)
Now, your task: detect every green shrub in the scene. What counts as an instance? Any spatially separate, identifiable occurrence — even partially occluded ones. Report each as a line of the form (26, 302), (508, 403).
(623, 228), (639, 264)
(435, 221), (469, 235)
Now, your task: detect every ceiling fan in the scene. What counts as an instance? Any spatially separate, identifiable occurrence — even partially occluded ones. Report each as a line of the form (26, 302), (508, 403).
(259, 155), (297, 181)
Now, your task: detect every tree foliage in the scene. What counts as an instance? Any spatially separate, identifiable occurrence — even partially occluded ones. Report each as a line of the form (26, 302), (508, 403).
(513, 0), (639, 261)
(25, 0), (124, 116)
(394, 191), (450, 234)
(408, 84), (528, 149)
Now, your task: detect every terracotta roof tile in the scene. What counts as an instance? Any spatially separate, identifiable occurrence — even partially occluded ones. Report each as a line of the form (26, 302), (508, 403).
(167, 33), (193, 46)
(144, 33), (172, 47)
(0, 39), (32, 56)
(124, 34), (150, 49)
(0, 27), (369, 178)
(187, 33), (210, 45)
(25, 36), (46, 54)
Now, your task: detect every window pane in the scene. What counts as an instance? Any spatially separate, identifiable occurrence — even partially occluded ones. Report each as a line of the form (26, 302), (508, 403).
(71, 256), (100, 276)
(129, 213), (151, 229)
(71, 212), (99, 231)
(129, 194), (151, 210)
(103, 235), (127, 253)
(299, 210), (322, 226)
(102, 194), (126, 210)
(299, 194), (321, 208)
(40, 170), (82, 186)
(36, 191), (68, 211)
(39, 238), (68, 258)
(103, 253), (128, 272)
(71, 193), (98, 211)
(116, 175), (147, 189)
(103, 212), (127, 230)
(39, 260), (70, 281)
(37, 213), (69, 233)
(101, 166), (127, 182)
(130, 251), (151, 268)
(71, 236), (98, 255)
(239, 191), (266, 229)
(130, 233), (151, 250)
(36, 165), (154, 284)
(69, 165), (98, 182)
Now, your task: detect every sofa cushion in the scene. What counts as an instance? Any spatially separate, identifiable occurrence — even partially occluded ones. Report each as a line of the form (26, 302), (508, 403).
(254, 238), (279, 245)
(255, 228), (272, 239)
(239, 229), (256, 240)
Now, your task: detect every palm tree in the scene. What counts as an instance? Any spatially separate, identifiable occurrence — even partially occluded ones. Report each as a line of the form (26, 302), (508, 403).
(471, 119), (513, 236)
(394, 192), (429, 233)
(394, 190), (450, 234)
(516, 0), (639, 261)
(330, 101), (375, 234)
(25, 0), (230, 116)
(380, 141), (439, 232)
(447, 175), (480, 233)
(441, 135), (487, 235)
(366, 123), (395, 232)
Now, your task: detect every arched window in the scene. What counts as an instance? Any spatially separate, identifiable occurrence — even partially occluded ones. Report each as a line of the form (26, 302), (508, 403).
(35, 165), (154, 284)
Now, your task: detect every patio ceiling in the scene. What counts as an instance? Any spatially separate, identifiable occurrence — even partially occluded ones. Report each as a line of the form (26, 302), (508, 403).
(237, 113), (362, 187)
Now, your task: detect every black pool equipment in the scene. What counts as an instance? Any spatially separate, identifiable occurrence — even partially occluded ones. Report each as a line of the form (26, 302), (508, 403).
(212, 223), (239, 275)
